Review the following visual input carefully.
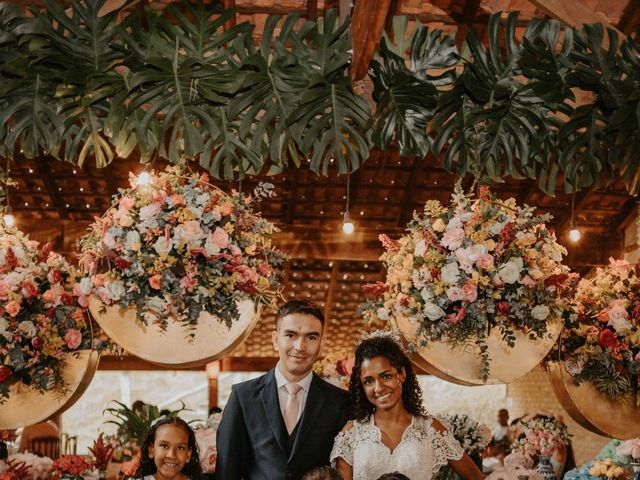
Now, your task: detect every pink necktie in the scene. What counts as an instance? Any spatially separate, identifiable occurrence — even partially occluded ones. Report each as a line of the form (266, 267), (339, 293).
(283, 383), (303, 434)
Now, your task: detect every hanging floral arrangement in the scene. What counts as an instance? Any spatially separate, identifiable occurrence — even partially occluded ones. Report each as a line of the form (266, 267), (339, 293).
(0, 224), (92, 402)
(77, 166), (286, 332)
(313, 351), (355, 390)
(362, 185), (577, 379)
(558, 258), (640, 401)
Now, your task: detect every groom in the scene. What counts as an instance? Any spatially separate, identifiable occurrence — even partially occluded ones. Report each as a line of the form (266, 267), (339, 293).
(214, 299), (350, 480)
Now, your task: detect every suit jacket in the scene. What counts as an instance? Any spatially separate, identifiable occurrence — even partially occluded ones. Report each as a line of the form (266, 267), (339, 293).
(214, 369), (350, 480)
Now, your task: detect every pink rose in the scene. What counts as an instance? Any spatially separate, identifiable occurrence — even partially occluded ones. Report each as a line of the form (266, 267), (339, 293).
(64, 329), (82, 349)
(446, 286), (465, 301)
(42, 284), (64, 305)
(5, 301), (20, 317)
(0, 281), (9, 300)
(440, 227), (465, 250)
(520, 275), (536, 288)
(179, 275), (198, 292)
(149, 274), (163, 290)
(119, 196), (135, 210)
(93, 274), (106, 287)
(48, 268), (63, 284)
(212, 227), (229, 248)
(170, 194), (185, 206)
(230, 244), (242, 256)
(462, 282), (477, 302)
(219, 203), (234, 216)
(152, 190), (167, 205)
(21, 281), (39, 299)
(608, 305), (629, 322)
(476, 253), (494, 269)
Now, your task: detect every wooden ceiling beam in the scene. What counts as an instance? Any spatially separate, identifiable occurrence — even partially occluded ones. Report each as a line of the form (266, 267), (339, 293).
(34, 157), (69, 221)
(617, 0), (640, 36)
(454, 0), (482, 51)
(307, 0), (318, 19)
(323, 260), (340, 331)
(527, 0), (626, 43)
(395, 154), (423, 227)
(350, 0), (394, 81)
(223, 0), (237, 31)
(613, 197), (638, 232)
(554, 188), (593, 233)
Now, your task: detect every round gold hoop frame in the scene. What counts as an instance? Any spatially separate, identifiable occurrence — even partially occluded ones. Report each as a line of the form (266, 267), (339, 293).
(88, 297), (261, 367)
(0, 349), (100, 429)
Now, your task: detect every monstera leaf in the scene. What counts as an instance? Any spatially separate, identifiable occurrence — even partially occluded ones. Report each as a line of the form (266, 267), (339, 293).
(125, 2), (249, 167)
(557, 24), (624, 191)
(27, 0), (125, 167)
(229, 15), (308, 174)
(432, 13), (565, 189)
(370, 18), (457, 157)
(288, 11), (371, 175)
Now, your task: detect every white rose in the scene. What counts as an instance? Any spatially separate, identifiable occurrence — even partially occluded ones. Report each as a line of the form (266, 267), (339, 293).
(420, 287), (434, 303)
(414, 240), (426, 257)
(531, 305), (550, 321)
(376, 308), (390, 321)
(423, 302), (445, 321)
(18, 320), (37, 338)
(0, 317), (13, 341)
(107, 280), (126, 300)
(124, 231), (141, 252)
(609, 316), (632, 334)
(102, 231), (118, 250)
(441, 262), (460, 285)
(154, 237), (173, 256)
(498, 258), (523, 284)
(204, 234), (221, 256)
(146, 296), (166, 313)
(78, 277), (93, 296)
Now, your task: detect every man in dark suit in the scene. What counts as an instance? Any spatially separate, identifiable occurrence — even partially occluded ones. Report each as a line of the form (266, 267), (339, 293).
(214, 299), (350, 480)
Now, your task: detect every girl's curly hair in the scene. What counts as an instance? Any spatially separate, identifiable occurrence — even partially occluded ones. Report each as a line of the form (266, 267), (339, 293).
(135, 416), (201, 479)
(348, 335), (425, 420)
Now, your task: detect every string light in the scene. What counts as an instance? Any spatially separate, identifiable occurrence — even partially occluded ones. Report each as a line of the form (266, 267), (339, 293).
(342, 172), (354, 235)
(568, 194), (581, 243)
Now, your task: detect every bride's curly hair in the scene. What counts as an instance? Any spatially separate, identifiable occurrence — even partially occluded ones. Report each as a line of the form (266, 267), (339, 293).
(349, 335), (425, 420)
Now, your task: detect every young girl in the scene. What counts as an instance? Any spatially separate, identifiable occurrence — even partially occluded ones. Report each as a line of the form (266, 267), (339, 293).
(135, 416), (202, 480)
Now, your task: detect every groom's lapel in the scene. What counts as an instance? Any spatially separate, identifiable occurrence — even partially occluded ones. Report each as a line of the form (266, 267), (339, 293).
(260, 370), (288, 455)
(289, 374), (326, 461)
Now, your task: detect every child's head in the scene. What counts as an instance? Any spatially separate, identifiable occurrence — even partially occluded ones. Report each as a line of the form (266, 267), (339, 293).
(302, 465), (342, 480)
(136, 416), (201, 480)
(376, 473), (411, 480)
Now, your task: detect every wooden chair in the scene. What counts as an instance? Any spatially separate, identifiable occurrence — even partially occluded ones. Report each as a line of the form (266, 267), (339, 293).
(29, 436), (61, 459)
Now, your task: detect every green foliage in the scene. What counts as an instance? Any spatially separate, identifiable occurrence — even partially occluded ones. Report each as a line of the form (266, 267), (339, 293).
(0, 2), (640, 193)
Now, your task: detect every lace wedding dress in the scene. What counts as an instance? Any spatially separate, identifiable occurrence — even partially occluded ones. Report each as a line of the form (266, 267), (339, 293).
(330, 415), (464, 480)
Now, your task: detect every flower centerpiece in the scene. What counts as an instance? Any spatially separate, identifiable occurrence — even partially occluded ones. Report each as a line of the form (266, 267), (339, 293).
(77, 166), (285, 333)
(194, 412), (222, 474)
(440, 413), (491, 456)
(50, 455), (92, 480)
(0, 223), (92, 403)
(509, 415), (571, 465)
(362, 185), (576, 379)
(313, 352), (355, 389)
(559, 258), (640, 402)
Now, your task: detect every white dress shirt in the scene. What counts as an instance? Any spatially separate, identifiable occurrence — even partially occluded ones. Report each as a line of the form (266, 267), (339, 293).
(274, 364), (313, 426)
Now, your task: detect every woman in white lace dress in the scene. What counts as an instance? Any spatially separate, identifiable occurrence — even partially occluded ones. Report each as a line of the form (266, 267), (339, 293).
(330, 335), (484, 480)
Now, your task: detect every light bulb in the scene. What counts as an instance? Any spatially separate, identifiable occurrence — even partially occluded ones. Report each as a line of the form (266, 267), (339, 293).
(2, 206), (14, 227)
(568, 228), (581, 242)
(136, 170), (152, 186)
(342, 211), (354, 234)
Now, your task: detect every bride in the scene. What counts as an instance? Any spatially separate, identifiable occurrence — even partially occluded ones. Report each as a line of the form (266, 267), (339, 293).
(330, 334), (484, 480)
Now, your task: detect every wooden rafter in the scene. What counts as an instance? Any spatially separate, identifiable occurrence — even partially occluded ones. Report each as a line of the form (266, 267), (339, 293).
(454, 0), (482, 50)
(350, 0), (394, 81)
(613, 196), (638, 232)
(527, 0), (626, 42)
(395, 154), (422, 227)
(554, 188), (593, 233)
(223, 0), (237, 31)
(306, 0), (318, 19)
(323, 260), (340, 332)
(617, 0), (640, 36)
(35, 156), (69, 221)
